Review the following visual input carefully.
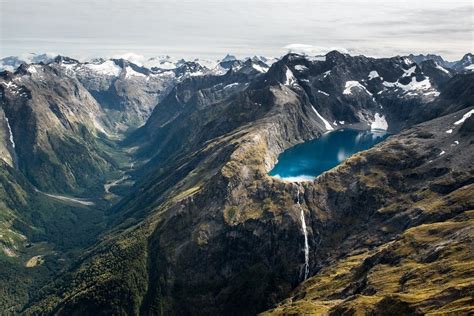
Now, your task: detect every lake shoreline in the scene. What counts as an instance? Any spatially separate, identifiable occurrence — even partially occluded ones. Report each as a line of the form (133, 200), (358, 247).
(269, 128), (389, 182)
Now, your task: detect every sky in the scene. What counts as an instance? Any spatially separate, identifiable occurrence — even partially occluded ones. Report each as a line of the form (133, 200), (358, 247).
(0, 0), (472, 61)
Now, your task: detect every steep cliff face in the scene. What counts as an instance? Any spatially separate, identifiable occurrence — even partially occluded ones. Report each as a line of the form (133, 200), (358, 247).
(52, 56), (228, 132)
(0, 54), (240, 197)
(0, 62), (124, 312)
(0, 65), (117, 194)
(53, 57), (177, 131)
(23, 54), (473, 315)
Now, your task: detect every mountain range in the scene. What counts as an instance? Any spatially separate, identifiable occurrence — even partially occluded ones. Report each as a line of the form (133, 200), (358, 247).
(0, 50), (473, 315)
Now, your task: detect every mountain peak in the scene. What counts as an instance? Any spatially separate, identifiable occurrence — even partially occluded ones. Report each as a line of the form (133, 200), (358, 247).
(325, 50), (347, 61)
(460, 53), (473, 63)
(54, 55), (79, 64)
(221, 54), (237, 62)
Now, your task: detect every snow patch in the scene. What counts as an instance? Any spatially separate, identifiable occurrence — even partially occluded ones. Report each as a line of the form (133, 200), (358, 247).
(454, 109), (474, 125)
(60, 62), (76, 72)
(104, 175), (129, 194)
(5, 117), (15, 149)
(423, 91), (440, 97)
(370, 113), (388, 130)
(283, 43), (348, 57)
(435, 63), (450, 74)
(439, 150), (445, 156)
(27, 66), (37, 74)
(285, 68), (297, 86)
(294, 65), (308, 72)
(402, 57), (413, 65)
(344, 81), (372, 96)
(252, 64), (268, 73)
(368, 70), (380, 80)
(2, 81), (19, 89)
(85, 60), (121, 76)
(402, 66), (416, 77)
(112, 53), (145, 66)
(124, 66), (147, 79)
(224, 82), (239, 89)
(311, 105), (334, 131)
(383, 76), (432, 92)
(446, 129), (453, 134)
(189, 71), (205, 77)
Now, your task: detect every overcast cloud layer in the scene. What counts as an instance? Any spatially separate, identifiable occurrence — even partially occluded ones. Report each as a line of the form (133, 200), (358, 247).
(0, 0), (472, 60)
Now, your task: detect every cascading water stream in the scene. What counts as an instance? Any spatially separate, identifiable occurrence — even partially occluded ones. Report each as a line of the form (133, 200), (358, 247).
(296, 187), (310, 280)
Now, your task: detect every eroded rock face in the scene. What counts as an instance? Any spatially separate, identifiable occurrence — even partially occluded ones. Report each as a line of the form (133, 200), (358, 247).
(0, 64), (116, 194)
(56, 58), (177, 131)
(19, 52), (474, 315)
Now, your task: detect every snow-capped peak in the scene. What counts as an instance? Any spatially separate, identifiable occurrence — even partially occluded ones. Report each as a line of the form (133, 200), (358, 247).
(221, 54), (237, 63)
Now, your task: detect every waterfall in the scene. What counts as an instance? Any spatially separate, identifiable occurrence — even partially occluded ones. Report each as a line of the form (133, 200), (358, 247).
(297, 187), (310, 280)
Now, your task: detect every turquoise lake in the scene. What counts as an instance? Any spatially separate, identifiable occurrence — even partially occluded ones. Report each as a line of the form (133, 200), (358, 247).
(269, 129), (388, 181)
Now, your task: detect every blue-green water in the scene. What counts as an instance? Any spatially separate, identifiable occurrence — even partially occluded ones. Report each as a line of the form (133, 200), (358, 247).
(269, 129), (388, 181)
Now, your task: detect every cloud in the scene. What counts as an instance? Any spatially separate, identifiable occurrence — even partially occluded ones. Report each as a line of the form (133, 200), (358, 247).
(283, 44), (349, 56)
(1, 0), (472, 60)
(111, 53), (146, 66)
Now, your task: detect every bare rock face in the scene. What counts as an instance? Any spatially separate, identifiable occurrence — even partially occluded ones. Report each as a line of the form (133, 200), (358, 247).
(0, 54), (213, 194)
(23, 53), (474, 315)
(460, 112), (474, 135)
(53, 56), (223, 132)
(0, 64), (115, 194)
(56, 58), (177, 131)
